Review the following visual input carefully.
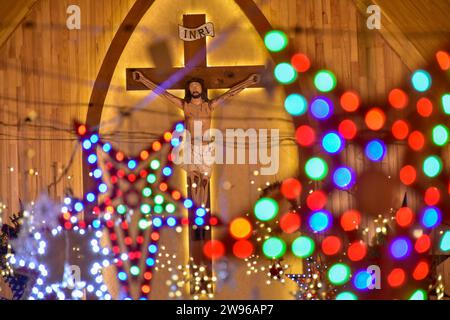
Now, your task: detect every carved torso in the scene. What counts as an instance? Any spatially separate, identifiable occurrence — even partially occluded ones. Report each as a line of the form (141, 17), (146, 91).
(183, 100), (215, 143)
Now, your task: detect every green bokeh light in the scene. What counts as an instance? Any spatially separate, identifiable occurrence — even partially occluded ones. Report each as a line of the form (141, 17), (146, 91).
(150, 159), (160, 170)
(262, 237), (286, 259)
(264, 30), (288, 52)
(305, 157), (328, 180)
(138, 219), (150, 230)
(140, 203), (151, 215)
(423, 155), (442, 178)
(165, 203), (176, 214)
(440, 231), (450, 252)
(284, 93), (308, 116)
(409, 289), (427, 300)
(274, 63), (297, 84)
(411, 70), (432, 92)
(147, 174), (157, 184)
(335, 291), (358, 300)
(130, 266), (140, 276)
(142, 187), (152, 198)
(442, 93), (450, 115)
(117, 204), (127, 215)
(314, 70), (337, 92)
(154, 205), (163, 214)
(254, 197), (279, 221)
(328, 263), (351, 285)
(291, 236), (315, 258)
(155, 194), (164, 205)
(432, 124), (449, 146)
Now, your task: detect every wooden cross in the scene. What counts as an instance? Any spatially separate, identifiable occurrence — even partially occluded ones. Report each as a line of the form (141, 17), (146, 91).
(126, 14), (265, 295)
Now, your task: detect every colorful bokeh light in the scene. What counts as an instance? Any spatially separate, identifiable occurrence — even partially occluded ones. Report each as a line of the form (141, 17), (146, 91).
(332, 167), (355, 190)
(279, 212), (301, 234)
(390, 237), (411, 259)
(305, 157), (328, 180)
(365, 108), (386, 131)
(328, 263), (351, 286)
(314, 70), (337, 92)
(340, 91), (360, 112)
(291, 53), (311, 72)
(432, 124), (449, 146)
(321, 132), (345, 154)
(284, 93), (308, 116)
(340, 210), (361, 231)
(310, 97), (333, 120)
(421, 206), (441, 228)
(309, 210), (331, 232)
(262, 237), (286, 259)
(274, 62), (297, 84)
(291, 236), (315, 258)
(254, 197), (279, 221)
(295, 125), (316, 147)
(422, 155), (442, 178)
(280, 178), (302, 199)
(264, 30), (288, 52)
(365, 139), (386, 162)
(229, 217), (252, 239)
(321, 236), (342, 256)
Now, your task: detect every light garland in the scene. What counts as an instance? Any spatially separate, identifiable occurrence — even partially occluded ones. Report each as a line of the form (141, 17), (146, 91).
(73, 121), (222, 299)
(154, 246), (217, 300)
(8, 196), (112, 300)
(287, 256), (337, 300)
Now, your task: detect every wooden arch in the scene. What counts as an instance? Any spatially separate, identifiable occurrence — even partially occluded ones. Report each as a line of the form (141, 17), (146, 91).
(83, 0), (291, 194)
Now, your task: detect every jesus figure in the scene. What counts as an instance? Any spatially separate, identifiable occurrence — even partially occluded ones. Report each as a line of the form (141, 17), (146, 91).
(132, 71), (260, 207)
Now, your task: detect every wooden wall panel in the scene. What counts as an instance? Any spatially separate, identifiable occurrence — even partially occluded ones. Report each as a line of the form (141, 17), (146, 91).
(0, 0), (135, 298)
(0, 0), (38, 48)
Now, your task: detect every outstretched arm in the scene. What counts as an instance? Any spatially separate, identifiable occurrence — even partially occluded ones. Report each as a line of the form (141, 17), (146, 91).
(132, 71), (183, 109)
(210, 73), (261, 109)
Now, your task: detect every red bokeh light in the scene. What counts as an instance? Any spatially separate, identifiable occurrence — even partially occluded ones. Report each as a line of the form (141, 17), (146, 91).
(392, 120), (409, 140)
(77, 125), (87, 136)
(281, 178), (302, 199)
(395, 207), (414, 227)
(233, 240), (254, 259)
(321, 236), (342, 256)
(338, 119), (357, 140)
(365, 108), (386, 131)
(415, 234), (431, 253)
(340, 91), (360, 112)
(291, 53), (311, 73)
(408, 131), (425, 151)
(413, 260), (429, 280)
(436, 50), (450, 70)
(295, 125), (316, 147)
(388, 89), (408, 109)
(424, 187), (440, 206)
(203, 240), (225, 260)
(306, 190), (327, 211)
(280, 212), (301, 234)
(340, 210), (361, 231)
(416, 98), (433, 117)
(399, 165), (416, 186)
(347, 241), (367, 261)
(387, 268), (406, 287)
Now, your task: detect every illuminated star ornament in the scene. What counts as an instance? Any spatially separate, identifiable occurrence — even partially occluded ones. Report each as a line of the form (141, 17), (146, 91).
(72, 121), (220, 299)
(286, 255), (337, 300)
(8, 196), (112, 300)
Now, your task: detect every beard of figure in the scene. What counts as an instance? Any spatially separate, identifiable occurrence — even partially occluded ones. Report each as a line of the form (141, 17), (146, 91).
(191, 91), (201, 99)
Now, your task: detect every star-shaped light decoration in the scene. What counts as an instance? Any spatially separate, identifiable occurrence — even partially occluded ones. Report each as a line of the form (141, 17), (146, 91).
(71, 121), (222, 299)
(286, 255), (337, 300)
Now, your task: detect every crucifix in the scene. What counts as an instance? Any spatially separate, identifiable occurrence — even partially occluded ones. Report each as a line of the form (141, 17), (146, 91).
(126, 14), (265, 294)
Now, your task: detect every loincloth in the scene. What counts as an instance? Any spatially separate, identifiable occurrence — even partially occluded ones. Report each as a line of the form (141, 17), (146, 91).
(179, 141), (216, 176)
